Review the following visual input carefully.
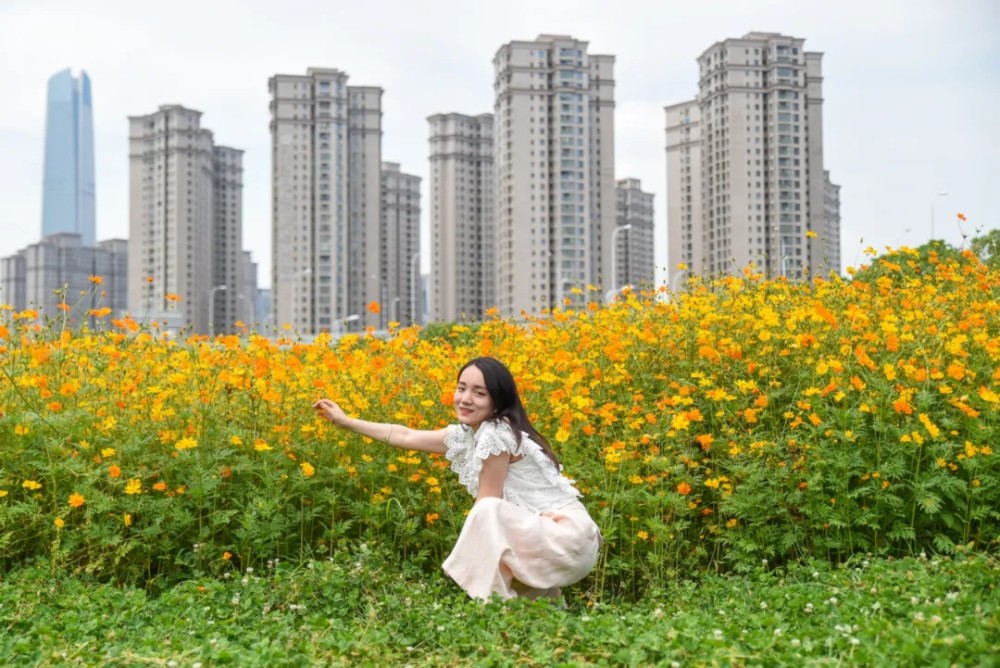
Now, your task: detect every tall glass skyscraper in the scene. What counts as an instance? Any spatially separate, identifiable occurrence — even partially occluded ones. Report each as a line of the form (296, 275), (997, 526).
(41, 69), (96, 247)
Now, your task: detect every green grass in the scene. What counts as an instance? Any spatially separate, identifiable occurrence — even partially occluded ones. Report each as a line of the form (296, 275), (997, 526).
(2, 550), (997, 667)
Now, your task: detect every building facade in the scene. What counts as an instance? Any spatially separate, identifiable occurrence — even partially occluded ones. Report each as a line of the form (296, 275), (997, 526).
(380, 162), (421, 326)
(493, 35), (615, 315)
(0, 233), (128, 323)
(42, 69), (96, 247)
(128, 105), (245, 334)
(666, 32), (834, 280)
(613, 178), (655, 290)
(427, 112), (495, 322)
(269, 68), (383, 335)
(823, 170), (841, 274)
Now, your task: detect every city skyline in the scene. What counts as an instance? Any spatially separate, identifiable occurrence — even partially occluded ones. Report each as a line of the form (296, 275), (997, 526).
(0, 1), (997, 294)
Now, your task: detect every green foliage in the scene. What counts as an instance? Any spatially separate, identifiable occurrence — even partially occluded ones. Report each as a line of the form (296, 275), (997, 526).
(0, 551), (997, 666)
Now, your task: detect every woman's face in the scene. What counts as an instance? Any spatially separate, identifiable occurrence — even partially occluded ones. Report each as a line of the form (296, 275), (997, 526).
(454, 365), (495, 431)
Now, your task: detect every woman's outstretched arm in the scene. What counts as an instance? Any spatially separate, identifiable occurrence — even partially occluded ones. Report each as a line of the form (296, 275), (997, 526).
(313, 398), (449, 454)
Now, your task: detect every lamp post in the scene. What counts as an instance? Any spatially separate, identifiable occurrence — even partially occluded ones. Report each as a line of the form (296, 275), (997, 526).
(409, 252), (420, 324)
(670, 269), (689, 293)
(334, 313), (361, 337)
(391, 297), (401, 323)
(771, 225), (788, 279)
(611, 224), (632, 291)
(237, 293), (255, 328)
(931, 191), (948, 241)
(209, 284), (227, 337)
(604, 283), (633, 305)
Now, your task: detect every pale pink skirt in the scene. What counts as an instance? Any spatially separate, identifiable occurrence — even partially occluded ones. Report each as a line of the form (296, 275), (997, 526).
(442, 497), (602, 601)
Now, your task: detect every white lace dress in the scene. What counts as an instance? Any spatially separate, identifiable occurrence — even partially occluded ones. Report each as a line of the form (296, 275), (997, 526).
(440, 420), (602, 600)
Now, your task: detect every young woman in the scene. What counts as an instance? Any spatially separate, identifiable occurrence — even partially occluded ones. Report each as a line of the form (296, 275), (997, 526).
(313, 356), (602, 601)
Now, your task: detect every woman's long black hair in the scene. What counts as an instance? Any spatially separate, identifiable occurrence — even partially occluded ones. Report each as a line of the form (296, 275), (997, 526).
(459, 357), (561, 470)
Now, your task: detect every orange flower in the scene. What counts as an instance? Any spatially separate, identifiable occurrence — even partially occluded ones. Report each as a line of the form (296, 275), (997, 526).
(676, 481), (692, 496)
(87, 275), (104, 284)
(301, 461), (316, 478)
(367, 301), (381, 314)
(223, 551), (233, 561)
(152, 481), (168, 492)
(957, 213), (967, 221)
(108, 464), (122, 479)
(68, 492), (86, 508)
(426, 513), (440, 524)
(165, 293), (182, 302)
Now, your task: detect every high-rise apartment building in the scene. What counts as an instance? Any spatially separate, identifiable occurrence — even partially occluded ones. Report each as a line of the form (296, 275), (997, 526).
(380, 162), (421, 326)
(0, 233), (128, 322)
(494, 35), (615, 316)
(42, 69), (96, 247)
(269, 68), (383, 334)
(128, 105), (244, 334)
(613, 178), (655, 290)
(666, 32), (835, 280)
(212, 146), (245, 333)
(823, 170), (841, 273)
(427, 112), (495, 322)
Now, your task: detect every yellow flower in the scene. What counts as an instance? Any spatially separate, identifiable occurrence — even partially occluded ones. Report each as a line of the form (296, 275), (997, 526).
(301, 462), (316, 478)
(54, 517), (65, 529)
(637, 530), (649, 540)
(254, 440), (272, 452)
(124, 478), (142, 495)
(124, 513), (132, 527)
(14, 424), (29, 436)
(22, 480), (42, 491)
(806, 230), (818, 239)
(223, 551), (233, 561)
(229, 435), (243, 446)
(978, 387), (999, 404)
(101, 448), (116, 458)
(68, 492), (86, 508)
(175, 437), (198, 451)
(0, 490), (8, 498)
(726, 518), (738, 529)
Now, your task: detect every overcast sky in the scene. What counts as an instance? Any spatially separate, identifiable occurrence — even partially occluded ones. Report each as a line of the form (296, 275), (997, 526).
(1, 0), (997, 288)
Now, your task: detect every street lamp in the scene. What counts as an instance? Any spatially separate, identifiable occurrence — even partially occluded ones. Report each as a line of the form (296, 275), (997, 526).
(391, 297), (401, 323)
(604, 283), (633, 305)
(931, 191), (948, 241)
(409, 252), (420, 324)
(611, 224), (632, 291)
(237, 293), (255, 327)
(334, 313), (361, 337)
(670, 269), (689, 293)
(209, 284), (227, 337)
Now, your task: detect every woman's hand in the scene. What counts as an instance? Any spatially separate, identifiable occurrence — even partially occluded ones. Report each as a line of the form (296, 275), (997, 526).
(313, 398), (348, 426)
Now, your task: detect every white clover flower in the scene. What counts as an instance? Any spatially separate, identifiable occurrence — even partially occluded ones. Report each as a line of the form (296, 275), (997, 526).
(914, 612), (925, 622)
(774, 628), (783, 637)
(713, 629), (724, 640)
(791, 638), (801, 648)
(827, 596), (838, 606)
(760, 601), (768, 610)
(930, 615), (942, 624)
(849, 637), (860, 646)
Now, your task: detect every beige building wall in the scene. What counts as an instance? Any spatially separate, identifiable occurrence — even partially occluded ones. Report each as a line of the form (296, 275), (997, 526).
(614, 178), (655, 289)
(212, 146), (244, 334)
(665, 101), (704, 284)
(128, 105), (215, 332)
(269, 69), (383, 335)
(667, 32), (829, 281)
(494, 34), (615, 316)
(380, 162), (421, 326)
(427, 112), (494, 323)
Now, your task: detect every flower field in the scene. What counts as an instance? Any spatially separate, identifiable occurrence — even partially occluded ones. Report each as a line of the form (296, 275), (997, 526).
(1, 246), (998, 597)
